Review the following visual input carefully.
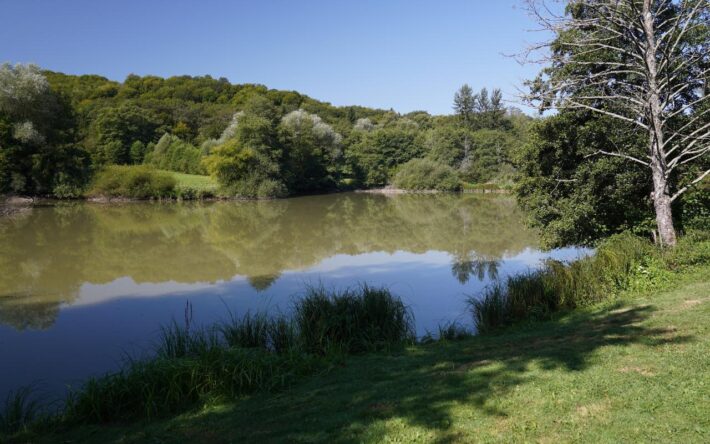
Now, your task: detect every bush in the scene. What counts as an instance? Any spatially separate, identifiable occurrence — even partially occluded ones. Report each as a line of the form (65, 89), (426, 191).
(662, 229), (710, 269)
(144, 134), (204, 175)
(89, 165), (176, 199)
(393, 158), (461, 191)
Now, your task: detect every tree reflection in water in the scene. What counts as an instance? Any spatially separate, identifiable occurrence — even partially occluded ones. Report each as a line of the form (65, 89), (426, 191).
(0, 193), (538, 330)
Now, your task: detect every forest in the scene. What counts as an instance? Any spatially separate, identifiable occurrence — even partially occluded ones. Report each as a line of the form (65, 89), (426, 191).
(1, 61), (707, 247)
(0, 65), (527, 200)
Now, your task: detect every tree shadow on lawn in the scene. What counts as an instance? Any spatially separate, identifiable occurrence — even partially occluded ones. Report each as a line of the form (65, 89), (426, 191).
(83, 302), (693, 444)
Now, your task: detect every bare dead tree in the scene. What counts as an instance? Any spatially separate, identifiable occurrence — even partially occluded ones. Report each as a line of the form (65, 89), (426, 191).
(520, 0), (709, 246)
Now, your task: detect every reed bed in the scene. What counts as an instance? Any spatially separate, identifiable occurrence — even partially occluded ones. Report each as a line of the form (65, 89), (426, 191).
(0, 387), (41, 435)
(58, 285), (413, 424)
(469, 233), (652, 333)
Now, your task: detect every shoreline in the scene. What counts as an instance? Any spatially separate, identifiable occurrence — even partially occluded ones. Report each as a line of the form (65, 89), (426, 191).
(1, 187), (513, 212)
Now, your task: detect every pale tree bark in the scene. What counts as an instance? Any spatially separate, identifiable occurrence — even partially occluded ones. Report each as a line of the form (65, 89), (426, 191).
(520, 0), (710, 246)
(643, 0), (676, 246)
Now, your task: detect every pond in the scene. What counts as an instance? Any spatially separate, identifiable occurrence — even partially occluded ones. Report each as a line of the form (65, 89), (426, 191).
(0, 193), (587, 400)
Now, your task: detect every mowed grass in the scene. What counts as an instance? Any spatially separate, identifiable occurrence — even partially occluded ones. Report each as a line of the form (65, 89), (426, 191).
(25, 266), (710, 443)
(161, 171), (219, 198)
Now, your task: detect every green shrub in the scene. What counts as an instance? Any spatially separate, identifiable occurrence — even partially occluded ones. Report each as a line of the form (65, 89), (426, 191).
(393, 158), (461, 192)
(168, 171), (218, 199)
(89, 165), (176, 199)
(144, 134), (204, 175)
(662, 229), (710, 269)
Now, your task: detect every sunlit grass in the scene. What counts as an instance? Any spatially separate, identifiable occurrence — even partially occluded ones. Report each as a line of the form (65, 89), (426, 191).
(161, 170), (219, 199)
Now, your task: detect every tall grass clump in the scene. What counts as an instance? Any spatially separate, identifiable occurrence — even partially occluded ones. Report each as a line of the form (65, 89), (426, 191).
(469, 232), (652, 333)
(64, 346), (321, 423)
(295, 285), (414, 355)
(662, 229), (710, 269)
(220, 312), (271, 350)
(219, 313), (298, 354)
(0, 387), (40, 435)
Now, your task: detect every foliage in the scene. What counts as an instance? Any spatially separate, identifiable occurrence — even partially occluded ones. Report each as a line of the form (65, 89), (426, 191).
(0, 63), (91, 196)
(522, 0), (710, 246)
(88, 165), (176, 199)
(90, 103), (163, 165)
(202, 107), (286, 198)
(2, 64), (527, 198)
(463, 129), (516, 183)
(144, 133), (204, 175)
(166, 171), (218, 199)
(392, 158), (460, 191)
(279, 109), (343, 193)
(514, 111), (653, 247)
(348, 124), (426, 187)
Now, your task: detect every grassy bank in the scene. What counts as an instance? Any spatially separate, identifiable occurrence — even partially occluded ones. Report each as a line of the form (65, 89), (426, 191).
(166, 171), (219, 199)
(1, 286), (414, 436)
(4, 234), (709, 442)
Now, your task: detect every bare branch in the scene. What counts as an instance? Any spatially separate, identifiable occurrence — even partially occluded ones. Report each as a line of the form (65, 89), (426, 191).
(670, 168), (710, 202)
(584, 149), (650, 167)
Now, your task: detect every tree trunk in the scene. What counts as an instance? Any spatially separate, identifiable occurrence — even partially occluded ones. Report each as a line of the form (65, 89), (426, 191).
(643, 0), (677, 247)
(651, 164), (677, 247)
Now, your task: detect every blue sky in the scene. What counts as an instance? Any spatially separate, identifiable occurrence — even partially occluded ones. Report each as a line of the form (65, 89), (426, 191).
(1, 0), (545, 115)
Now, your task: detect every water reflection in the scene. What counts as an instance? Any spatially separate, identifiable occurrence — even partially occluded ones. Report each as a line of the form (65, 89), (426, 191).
(451, 257), (500, 284)
(0, 194), (593, 401)
(0, 193), (537, 330)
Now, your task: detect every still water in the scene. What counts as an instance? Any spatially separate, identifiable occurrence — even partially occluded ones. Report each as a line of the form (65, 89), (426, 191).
(0, 193), (585, 400)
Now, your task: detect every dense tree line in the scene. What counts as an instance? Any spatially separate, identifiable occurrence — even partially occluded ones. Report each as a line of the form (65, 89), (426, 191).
(0, 63), (528, 198)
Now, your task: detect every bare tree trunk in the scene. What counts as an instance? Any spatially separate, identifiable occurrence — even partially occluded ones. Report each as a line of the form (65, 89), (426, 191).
(651, 161), (677, 246)
(643, 0), (677, 247)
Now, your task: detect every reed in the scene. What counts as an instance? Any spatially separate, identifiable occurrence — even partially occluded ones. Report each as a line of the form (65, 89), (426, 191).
(0, 386), (40, 435)
(294, 284), (415, 355)
(469, 233), (652, 333)
(60, 285), (412, 424)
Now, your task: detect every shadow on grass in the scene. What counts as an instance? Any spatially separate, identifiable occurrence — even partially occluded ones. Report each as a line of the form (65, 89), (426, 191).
(22, 301), (693, 444)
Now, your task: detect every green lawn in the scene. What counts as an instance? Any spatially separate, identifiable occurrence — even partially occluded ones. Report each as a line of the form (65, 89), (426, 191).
(26, 265), (709, 443)
(161, 171), (219, 196)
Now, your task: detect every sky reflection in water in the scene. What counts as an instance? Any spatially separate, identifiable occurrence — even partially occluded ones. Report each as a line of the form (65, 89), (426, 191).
(0, 193), (588, 399)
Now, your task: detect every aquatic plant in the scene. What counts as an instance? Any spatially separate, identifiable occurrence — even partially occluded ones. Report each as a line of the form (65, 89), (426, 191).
(468, 232), (652, 332)
(0, 386), (40, 435)
(295, 284), (415, 355)
(61, 285), (411, 423)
